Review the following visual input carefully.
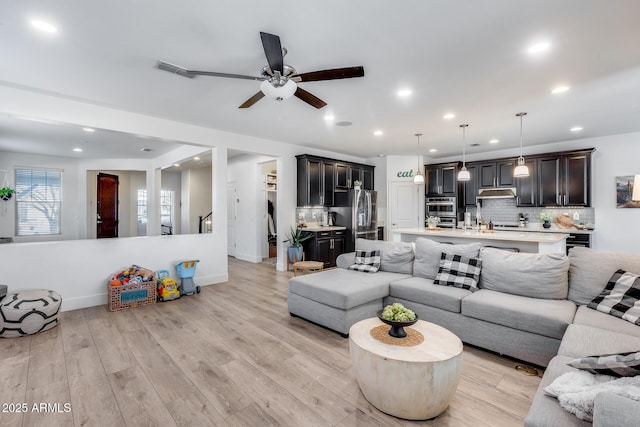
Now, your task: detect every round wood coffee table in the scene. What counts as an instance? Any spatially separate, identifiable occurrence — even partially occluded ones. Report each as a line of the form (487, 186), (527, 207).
(349, 317), (463, 420)
(293, 260), (323, 276)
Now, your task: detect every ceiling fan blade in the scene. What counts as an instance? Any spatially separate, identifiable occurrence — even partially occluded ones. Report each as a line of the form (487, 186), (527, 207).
(294, 87), (327, 109)
(239, 91), (265, 109)
(156, 61), (265, 81)
(260, 32), (284, 74)
(185, 70), (265, 81)
(292, 66), (365, 82)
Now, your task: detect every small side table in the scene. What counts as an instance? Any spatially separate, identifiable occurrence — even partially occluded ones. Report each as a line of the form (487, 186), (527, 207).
(293, 260), (324, 276)
(349, 318), (463, 420)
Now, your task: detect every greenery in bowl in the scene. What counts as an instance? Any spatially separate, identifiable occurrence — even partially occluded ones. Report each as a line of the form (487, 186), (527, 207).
(353, 180), (362, 188)
(284, 226), (313, 248)
(381, 302), (416, 322)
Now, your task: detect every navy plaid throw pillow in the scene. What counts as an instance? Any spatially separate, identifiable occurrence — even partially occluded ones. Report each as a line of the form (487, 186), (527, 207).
(348, 250), (381, 273)
(568, 350), (640, 377)
(588, 269), (640, 325)
(434, 252), (482, 291)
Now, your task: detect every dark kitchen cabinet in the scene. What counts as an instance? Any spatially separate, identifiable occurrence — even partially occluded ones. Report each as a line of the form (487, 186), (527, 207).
(538, 151), (591, 207)
(297, 155), (334, 207)
(426, 162), (459, 196)
(515, 158), (537, 207)
(461, 164), (479, 207)
(337, 164), (374, 190)
(303, 229), (346, 268)
(476, 160), (515, 189)
(335, 163), (349, 190)
(362, 167), (374, 190)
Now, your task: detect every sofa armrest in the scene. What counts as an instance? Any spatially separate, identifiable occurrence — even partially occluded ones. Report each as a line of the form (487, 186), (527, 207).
(336, 252), (355, 269)
(593, 392), (640, 427)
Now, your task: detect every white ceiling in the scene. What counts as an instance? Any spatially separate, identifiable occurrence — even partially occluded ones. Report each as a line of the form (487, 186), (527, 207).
(1, 1), (640, 160)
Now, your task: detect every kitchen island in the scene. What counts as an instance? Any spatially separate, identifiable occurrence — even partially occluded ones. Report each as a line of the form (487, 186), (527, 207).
(392, 227), (569, 254)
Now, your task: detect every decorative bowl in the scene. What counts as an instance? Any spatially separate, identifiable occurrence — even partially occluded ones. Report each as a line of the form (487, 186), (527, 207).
(377, 309), (419, 338)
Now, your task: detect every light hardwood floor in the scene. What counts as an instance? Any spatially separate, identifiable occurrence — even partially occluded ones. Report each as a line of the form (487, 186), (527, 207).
(0, 257), (542, 426)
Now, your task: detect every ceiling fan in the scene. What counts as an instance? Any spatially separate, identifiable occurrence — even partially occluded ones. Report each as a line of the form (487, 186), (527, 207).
(156, 31), (364, 109)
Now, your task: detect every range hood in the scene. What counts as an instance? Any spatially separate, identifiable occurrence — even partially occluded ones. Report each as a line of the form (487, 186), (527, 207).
(476, 188), (517, 199)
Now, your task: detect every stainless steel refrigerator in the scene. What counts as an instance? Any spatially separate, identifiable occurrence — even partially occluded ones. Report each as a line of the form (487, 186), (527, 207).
(332, 189), (378, 252)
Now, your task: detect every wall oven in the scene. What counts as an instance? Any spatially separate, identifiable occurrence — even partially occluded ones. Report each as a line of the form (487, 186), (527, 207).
(426, 197), (457, 228)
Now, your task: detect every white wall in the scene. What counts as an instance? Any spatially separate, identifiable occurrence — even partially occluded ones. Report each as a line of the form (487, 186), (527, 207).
(188, 166), (212, 234)
(161, 170), (181, 234)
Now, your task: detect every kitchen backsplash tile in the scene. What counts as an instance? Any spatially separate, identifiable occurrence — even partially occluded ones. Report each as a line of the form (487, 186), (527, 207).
(463, 198), (595, 227)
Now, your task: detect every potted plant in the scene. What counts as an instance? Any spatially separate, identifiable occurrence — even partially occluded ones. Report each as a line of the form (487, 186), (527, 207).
(539, 211), (553, 228)
(353, 180), (362, 190)
(0, 187), (15, 201)
(284, 226), (313, 263)
(426, 216), (440, 230)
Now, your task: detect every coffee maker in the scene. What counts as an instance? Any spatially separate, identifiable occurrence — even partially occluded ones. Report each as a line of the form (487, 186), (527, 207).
(328, 211), (337, 226)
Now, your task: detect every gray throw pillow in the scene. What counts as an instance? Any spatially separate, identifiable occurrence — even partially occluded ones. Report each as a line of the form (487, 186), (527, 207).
(413, 238), (481, 280)
(568, 351), (640, 377)
(479, 247), (569, 299)
(355, 239), (414, 274)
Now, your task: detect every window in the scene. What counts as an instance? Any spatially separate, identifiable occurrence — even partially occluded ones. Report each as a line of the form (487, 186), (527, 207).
(15, 168), (62, 236)
(136, 189), (173, 226)
(137, 189), (147, 224)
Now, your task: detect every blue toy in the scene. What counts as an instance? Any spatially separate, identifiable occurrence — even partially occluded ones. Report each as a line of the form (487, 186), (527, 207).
(175, 260), (201, 296)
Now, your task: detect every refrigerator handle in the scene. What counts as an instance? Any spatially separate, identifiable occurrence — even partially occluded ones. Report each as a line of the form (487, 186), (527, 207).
(367, 192), (372, 227)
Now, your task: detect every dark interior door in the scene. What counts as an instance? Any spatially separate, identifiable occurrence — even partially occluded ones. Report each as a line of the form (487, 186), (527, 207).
(97, 173), (119, 238)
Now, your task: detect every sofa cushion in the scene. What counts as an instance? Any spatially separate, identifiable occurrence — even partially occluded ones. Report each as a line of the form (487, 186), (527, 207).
(479, 247), (569, 299)
(355, 239), (414, 274)
(389, 277), (472, 313)
(462, 289), (576, 339)
(413, 238), (481, 280)
(434, 253), (482, 291)
(568, 247), (640, 305)
(572, 305), (640, 339)
(558, 324), (640, 359)
(288, 268), (410, 310)
(348, 250), (381, 273)
(568, 351), (640, 377)
(588, 269), (640, 325)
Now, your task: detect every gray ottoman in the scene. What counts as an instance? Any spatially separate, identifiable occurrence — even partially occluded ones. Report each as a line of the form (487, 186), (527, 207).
(0, 289), (62, 338)
(288, 269), (406, 336)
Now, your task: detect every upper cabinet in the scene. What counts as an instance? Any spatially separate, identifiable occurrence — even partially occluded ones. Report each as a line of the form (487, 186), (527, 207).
(515, 158), (537, 207)
(537, 151), (592, 207)
(476, 160), (515, 189)
(296, 155), (374, 207)
(461, 164), (478, 207)
(426, 162), (459, 197)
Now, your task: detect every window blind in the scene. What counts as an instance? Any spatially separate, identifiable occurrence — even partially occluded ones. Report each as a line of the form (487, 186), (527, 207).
(15, 168), (62, 236)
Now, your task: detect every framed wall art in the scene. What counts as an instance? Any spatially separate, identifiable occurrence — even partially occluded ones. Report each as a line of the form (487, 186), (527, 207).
(616, 175), (640, 208)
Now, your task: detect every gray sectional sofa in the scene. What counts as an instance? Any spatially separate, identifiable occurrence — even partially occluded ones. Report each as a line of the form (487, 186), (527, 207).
(287, 238), (640, 426)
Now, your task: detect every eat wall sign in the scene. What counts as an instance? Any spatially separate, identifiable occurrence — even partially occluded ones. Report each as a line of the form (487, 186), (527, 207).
(396, 169), (416, 178)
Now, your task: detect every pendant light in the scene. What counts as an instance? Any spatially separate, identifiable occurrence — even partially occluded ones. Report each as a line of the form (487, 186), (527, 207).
(457, 124), (470, 181)
(413, 133), (424, 184)
(513, 112), (530, 178)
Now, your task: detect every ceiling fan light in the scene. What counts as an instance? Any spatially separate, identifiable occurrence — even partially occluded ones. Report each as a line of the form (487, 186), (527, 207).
(260, 79), (297, 100)
(414, 172), (425, 184)
(457, 167), (471, 181)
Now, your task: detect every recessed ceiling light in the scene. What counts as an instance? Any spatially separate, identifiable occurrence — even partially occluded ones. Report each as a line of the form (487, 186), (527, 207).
(443, 113), (455, 120)
(429, 148), (437, 153)
(140, 148), (151, 152)
(489, 139), (499, 144)
(194, 156), (200, 161)
(31, 19), (58, 34)
(174, 163), (180, 167)
(73, 147), (83, 152)
(335, 121), (352, 127)
(378, 154), (385, 157)
(373, 130), (383, 136)
(323, 114), (335, 121)
(397, 89), (412, 97)
(551, 85), (570, 94)
(82, 127), (95, 132)
(570, 126), (583, 132)
(527, 41), (550, 54)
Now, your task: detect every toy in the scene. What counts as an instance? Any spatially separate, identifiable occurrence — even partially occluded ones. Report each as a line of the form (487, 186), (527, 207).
(175, 260), (201, 296)
(156, 270), (180, 302)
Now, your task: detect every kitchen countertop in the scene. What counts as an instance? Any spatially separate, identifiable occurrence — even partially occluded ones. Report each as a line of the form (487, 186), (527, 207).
(461, 223), (594, 234)
(393, 227), (569, 243)
(300, 225), (347, 232)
